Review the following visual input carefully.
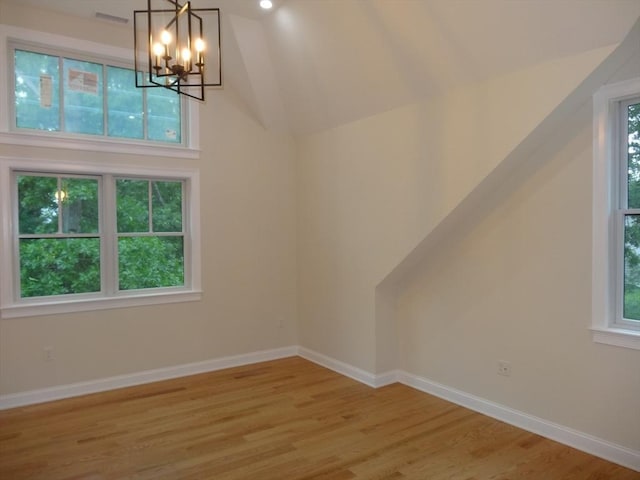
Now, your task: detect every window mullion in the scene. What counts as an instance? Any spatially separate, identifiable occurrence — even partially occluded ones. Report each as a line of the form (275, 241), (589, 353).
(103, 64), (108, 138)
(10, 170), (21, 302)
(59, 56), (65, 133)
(182, 180), (190, 288)
(616, 210), (626, 324)
(102, 174), (117, 296)
(148, 180), (153, 233)
(57, 176), (63, 233)
(142, 76), (149, 141)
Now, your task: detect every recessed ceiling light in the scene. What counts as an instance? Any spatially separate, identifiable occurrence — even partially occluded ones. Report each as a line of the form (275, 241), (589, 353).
(260, 0), (273, 10)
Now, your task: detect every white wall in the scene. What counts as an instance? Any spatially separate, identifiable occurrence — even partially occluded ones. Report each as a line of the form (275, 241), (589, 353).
(0, 2), (298, 395)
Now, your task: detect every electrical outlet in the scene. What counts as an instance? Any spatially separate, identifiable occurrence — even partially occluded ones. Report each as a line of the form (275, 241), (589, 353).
(497, 360), (511, 376)
(44, 346), (55, 362)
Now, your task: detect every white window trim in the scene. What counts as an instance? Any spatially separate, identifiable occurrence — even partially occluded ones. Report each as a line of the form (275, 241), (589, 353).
(0, 24), (200, 159)
(592, 78), (640, 350)
(0, 155), (202, 319)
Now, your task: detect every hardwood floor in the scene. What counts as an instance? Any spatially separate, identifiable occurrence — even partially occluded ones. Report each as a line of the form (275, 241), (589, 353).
(0, 357), (637, 479)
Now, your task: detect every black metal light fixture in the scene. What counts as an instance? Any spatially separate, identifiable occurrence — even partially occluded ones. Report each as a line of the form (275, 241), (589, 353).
(134, 0), (221, 101)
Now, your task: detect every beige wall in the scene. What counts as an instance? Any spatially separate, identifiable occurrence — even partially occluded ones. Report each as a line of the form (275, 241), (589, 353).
(0, 3), (298, 394)
(1, 0), (638, 456)
(395, 106), (640, 449)
(394, 48), (640, 451)
(297, 46), (613, 372)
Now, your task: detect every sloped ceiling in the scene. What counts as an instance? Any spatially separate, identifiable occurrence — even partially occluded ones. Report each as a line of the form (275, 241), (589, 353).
(6, 0), (640, 134)
(263, 0), (640, 133)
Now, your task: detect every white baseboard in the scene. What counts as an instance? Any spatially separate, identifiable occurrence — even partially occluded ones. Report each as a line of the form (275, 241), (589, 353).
(0, 346), (298, 410)
(297, 348), (639, 472)
(1, 346), (637, 472)
(297, 347), (397, 388)
(397, 371), (640, 472)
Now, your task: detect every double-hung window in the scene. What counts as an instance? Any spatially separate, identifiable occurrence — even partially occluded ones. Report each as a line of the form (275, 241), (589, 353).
(0, 161), (202, 318)
(617, 97), (640, 330)
(592, 78), (640, 349)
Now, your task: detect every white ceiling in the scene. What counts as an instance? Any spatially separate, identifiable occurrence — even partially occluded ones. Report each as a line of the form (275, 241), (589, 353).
(5, 0), (640, 134)
(10, 0), (276, 22)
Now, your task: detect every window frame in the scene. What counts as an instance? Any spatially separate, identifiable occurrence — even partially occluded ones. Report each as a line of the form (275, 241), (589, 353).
(0, 24), (201, 159)
(592, 78), (640, 350)
(0, 156), (202, 319)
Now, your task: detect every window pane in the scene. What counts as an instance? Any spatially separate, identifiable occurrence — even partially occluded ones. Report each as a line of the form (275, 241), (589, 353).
(118, 236), (184, 290)
(19, 238), (101, 298)
(152, 181), (183, 232)
(117, 179), (149, 233)
(63, 58), (104, 135)
(147, 87), (181, 143)
(627, 102), (640, 208)
(624, 214), (640, 321)
(15, 50), (60, 131)
(61, 178), (99, 234)
(107, 67), (144, 139)
(18, 175), (59, 235)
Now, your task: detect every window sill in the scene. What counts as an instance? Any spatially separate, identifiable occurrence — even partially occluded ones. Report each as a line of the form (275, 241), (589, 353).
(0, 131), (200, 159)
(0, 290), (202, 319)
(590, 327), (640, 350)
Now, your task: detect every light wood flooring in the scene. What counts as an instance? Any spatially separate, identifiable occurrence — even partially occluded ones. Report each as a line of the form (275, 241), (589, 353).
(0, 357), (638, 479)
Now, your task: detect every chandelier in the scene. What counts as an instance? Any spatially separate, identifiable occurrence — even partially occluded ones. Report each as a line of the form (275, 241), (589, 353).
(134, 0), (221, 101)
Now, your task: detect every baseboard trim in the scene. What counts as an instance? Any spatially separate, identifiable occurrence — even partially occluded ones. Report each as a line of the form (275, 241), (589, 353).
(297, 347), (396, 388)
(397, 371), (640, 472)
(0, 346), (298, 410)
(296, 349), (639, 472)
(1, 347), (637, 472)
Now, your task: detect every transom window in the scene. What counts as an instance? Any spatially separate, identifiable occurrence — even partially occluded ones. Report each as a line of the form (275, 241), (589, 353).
(0, 25), (201, 158)
(12, 46), (182, 144)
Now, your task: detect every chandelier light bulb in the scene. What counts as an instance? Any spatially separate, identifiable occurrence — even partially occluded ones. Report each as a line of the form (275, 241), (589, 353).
(260, 0), (273, 10)
(160, 29), (172, 45)
(152, 43), (164, 56)
(194, 38), (205, 52)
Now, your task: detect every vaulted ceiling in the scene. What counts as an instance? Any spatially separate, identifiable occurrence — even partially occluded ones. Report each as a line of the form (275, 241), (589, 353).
(7, 0), (640, 134)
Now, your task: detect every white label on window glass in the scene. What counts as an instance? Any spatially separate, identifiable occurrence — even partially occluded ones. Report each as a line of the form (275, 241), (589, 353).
(40, 75), (52, 108)
(165, 129), (177, 140)
(68, 69), (98, 94)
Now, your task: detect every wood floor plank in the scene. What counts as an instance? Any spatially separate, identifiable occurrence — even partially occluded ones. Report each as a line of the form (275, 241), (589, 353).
(0, 357), (637, 479)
